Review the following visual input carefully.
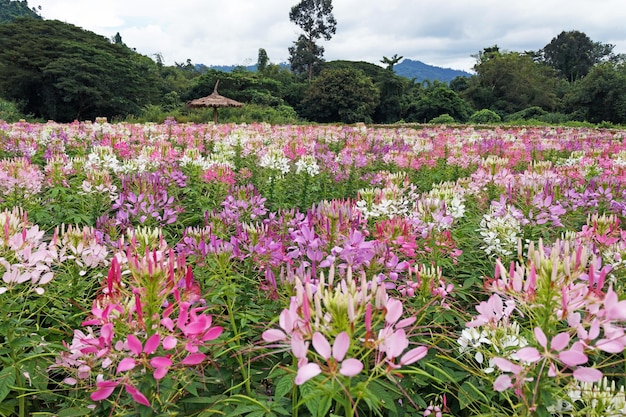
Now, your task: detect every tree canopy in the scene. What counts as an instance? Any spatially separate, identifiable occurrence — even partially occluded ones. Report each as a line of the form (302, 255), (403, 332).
(0, 0), (40, 23)
(539, 30), (616, 82)
(300, 67), (379, 123)
(0, 18), (161, 121)
(288, 0), (337, 81)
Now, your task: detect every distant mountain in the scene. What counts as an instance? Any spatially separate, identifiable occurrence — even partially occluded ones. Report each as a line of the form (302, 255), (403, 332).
(200, 59), (472, 83)
(393, 59), (472, 83)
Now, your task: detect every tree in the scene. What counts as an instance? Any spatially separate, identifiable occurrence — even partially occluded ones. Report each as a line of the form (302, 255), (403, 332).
(406, 82), (473, 123)
(256, 48), (269, 73)
(381, 54), (403, 71)
(288, 0), (337, 81)
(565, 62), (626, 124)
(0, 18), (161, 121)
(300, 67), (379, 123)
(0, 0), (41, 23)
(463, 50), (559, 115)
(540, 30), (616, 82)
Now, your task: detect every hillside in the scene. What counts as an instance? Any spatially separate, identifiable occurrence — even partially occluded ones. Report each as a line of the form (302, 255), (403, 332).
(393, 59), (471, 82)
(0, 0), (41, 23)
(204, 59), (472, 83)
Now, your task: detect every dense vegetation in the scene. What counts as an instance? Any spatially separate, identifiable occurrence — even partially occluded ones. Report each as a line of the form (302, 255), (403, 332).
(1, 1), (626, 126)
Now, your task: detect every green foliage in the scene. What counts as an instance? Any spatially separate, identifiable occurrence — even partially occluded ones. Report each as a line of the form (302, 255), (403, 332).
(407, 83), (473, 123)
(0, 98), (27, 122)
(469, 108), (502, 124)
(565, 62), (626, 124)
(463, 50), (559, 115)
(300, 67), (379, 123)
(540, 30), (616, 82)
(504, 106), (548, 121)
(0, 18), (161, 121)
(0, 0), (41, 23)
(288, 0), (337, 81)
(429, 113), (457, 124)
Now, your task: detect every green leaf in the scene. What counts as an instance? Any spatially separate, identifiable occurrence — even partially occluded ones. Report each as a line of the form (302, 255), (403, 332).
(459, 380), (489, 409)
(0, 365), (16, 403)
(273, 375), (293, 400)
(368, 380), (398, 414)
(57, 407), (93, 417)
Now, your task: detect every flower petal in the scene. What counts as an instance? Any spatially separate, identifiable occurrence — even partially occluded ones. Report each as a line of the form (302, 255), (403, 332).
(494, 374), (512, 392)
(312, 332), (331, 360)
(534, 327), (547, 349)
(493, 357), (522, 374)
(162, 335), (177, 350)
(262, 329), (287, 343)
(385, 298), (403, 325)
(559, 349), (587, 367)
(400, 346), (428, 365)
(295, 363), (321, 385)
(125, 384), (151, 407)
(90, 380), (119, 401)
(181, 352), (206, 366)
(332, 332), (350, 362)
(202, 326), (223, 341)
(339, 358), (363, 377)
(144, 334), (160, 355)
(153, 367), (168, 380)
(150, 356), (172, 369)
(127, 334), (143, 356)
(573, 367), (602, 382)
(516, 347), (541, 363)
(116, 357), (136, 373)
(550, 332), (570, 352)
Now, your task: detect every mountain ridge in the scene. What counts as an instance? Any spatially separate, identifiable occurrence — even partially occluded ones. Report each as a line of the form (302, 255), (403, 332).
(203, 58), (472, 83)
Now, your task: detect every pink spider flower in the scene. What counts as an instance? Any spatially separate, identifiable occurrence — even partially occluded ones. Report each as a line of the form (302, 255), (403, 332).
(295, 331), (363, 385)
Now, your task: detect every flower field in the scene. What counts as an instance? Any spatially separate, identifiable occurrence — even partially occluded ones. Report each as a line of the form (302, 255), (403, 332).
(1, 119), (626, 416)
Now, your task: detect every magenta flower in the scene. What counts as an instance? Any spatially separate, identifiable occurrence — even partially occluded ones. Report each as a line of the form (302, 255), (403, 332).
(116, 333), (161, 374)
(125, 383), (151, 407)
(295, 332), (363, 385)
(90, 379), (119, 401)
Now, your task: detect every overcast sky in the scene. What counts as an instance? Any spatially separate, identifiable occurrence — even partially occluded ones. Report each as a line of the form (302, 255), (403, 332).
(36, 0), (626, 73)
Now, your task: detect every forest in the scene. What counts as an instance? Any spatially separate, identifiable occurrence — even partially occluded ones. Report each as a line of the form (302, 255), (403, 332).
(1, 0), (626, 126)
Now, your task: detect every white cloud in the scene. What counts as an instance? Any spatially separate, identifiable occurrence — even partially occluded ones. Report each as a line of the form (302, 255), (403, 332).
(37, 0), (626, 72)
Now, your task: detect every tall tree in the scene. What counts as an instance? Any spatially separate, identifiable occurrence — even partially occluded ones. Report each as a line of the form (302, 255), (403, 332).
(540, 30), (616, 82)
(300, 67), (379, 123)
(256, 48), (269, 73)
(565, 62), (626, 124)
(0, 0), (41, 23)
(463, 50), (559, 115)
(0, 18), (161, 121)
(380, 54), (403, 71)
(288, 0), (337, 81)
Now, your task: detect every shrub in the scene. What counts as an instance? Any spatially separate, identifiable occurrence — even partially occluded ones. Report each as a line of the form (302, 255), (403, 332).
(428, 113), (456, 124)
(469, 109), (502, 124)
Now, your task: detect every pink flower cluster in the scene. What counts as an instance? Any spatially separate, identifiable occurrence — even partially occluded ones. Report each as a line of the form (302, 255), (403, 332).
(262, 267), (428, 386)
(52, 237), (223, 409)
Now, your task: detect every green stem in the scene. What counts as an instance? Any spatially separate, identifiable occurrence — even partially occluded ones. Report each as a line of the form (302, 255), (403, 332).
(225, 296), (251, 395)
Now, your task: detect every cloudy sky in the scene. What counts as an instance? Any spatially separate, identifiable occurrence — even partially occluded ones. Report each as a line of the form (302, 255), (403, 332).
(36, 0), (626, 73)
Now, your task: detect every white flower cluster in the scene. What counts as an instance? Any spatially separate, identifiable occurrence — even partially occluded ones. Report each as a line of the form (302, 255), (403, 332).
(564, 377), (626, 417)
(85, 146), (121, 172)
(556, 150), (585, 167)
(179, 148), (235, 170)
(295, 155), (320, 177)
(355, 183), (417, 220)
(457, 321), (528, 373)
(79, 180), (118, 201)
(478, 204), (523, 258)
(116, 153), (160, 174)
(259, 148), (290, 175)
(428, 181), (467, 220)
